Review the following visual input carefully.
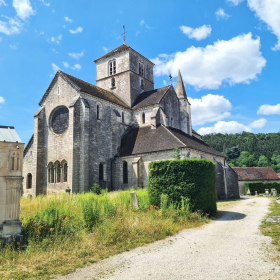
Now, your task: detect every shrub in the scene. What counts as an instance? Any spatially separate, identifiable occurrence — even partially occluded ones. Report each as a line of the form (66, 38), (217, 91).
(147, 159), (216, 214)
(245, 182), (280, 194)
(92, 183), (101, 195)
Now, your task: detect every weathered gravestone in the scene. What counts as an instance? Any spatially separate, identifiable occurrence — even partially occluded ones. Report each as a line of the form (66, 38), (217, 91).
(0, 126), (24, 245)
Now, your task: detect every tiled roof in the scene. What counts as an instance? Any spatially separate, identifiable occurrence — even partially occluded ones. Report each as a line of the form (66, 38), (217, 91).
(232, 167), (280, 181)
(61, 72), (130, 108)
(132, 86), (171, 109)
(192, 129), (201, 138)
(119, 124), (225, 157)
(0, 126), (23, 143)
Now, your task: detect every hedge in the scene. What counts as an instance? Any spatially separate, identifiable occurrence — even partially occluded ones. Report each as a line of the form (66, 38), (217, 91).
(147, 159), (217, 215)
(244, 182), (280, 194)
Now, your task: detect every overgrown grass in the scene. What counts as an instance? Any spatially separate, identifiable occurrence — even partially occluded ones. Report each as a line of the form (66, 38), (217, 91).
(260, 197), (280, 262)
(0, 189), (208, 280)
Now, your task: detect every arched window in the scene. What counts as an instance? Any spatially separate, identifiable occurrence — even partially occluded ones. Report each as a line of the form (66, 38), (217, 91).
(122, 112), (124, 123)
(51, 166), (54, 183)
(111, 77), (116, 88)
(11, 152), (15, 171)
(97, 105), (99, 120)
(139, 62), (144, 77)
(109, 60), (116, 75)
(142, 112), (145, 124)
(27, 173), (32, 189)
(123, 161), (128, 184)
(57, 164), (61, 183)
(64, 163), (68, 182)
(99, 163), (104, 181)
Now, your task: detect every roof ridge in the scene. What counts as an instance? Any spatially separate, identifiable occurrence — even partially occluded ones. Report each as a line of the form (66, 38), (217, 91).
(158, 85), (171, 104)
(162, 125), (186, 147)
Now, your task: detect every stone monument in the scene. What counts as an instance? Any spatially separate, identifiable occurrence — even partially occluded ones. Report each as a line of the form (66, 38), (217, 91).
(0, 126), (24, 245)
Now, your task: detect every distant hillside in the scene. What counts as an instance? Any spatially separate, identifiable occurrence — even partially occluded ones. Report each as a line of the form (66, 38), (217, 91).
(202, 132), (280, 173)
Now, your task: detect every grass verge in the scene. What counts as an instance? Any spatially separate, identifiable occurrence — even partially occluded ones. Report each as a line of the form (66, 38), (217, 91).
(0, 189), (208, 280)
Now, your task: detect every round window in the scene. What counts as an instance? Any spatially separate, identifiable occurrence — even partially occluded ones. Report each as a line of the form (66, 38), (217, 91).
(51, 106), (69, 135)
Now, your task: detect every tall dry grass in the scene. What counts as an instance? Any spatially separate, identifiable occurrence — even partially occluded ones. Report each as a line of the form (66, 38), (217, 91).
(0, 188), (207, 280)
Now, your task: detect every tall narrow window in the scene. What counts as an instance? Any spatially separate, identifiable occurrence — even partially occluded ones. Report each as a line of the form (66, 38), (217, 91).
(51, 166), (54, 183)
(11, 153), (15, 170)
(97, 105), (100, 120)
(139, 63), (144, 77)
(111, 78), (116, 88)
(27, 173), (32, 189)
(64, 163), (68, 182)
(109, 60), (116, 75)
(122, 112), (124, 123)
(57, 86), (60, 95)
(123, 161), (128, 184)
(140, 79), (144, 90)
(142, 112), (145, 124)
(57, 165), (61, 183)
(99, 163), (104, 181)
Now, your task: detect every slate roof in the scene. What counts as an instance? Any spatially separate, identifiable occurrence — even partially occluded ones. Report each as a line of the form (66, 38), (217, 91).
(93, 43), (155, 65)
(232, 167), (280, 181)
(62, 72), (130, 108)
(132, 86), (171, 109)
(119, 124), (225, 157)
(0, 126), (23, 143)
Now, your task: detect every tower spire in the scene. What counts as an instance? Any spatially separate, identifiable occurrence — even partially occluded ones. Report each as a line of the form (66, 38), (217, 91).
(176, 69), (187, 99)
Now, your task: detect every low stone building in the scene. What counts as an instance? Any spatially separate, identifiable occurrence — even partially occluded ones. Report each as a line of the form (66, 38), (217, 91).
(232, 167), (280, 195)
(0, 126), (24, 244)
(22, 43), (239, 200)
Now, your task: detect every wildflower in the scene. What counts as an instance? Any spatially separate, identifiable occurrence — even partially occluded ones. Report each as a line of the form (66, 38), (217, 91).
(17, 242), (20, 246)
(50, 228), (54, 232)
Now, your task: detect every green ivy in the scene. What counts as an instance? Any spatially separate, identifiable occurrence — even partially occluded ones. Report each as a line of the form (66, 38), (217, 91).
(245, 182), (280, 194)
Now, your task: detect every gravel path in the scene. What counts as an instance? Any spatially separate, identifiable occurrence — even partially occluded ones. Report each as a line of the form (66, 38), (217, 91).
(55, 197), (280, 280)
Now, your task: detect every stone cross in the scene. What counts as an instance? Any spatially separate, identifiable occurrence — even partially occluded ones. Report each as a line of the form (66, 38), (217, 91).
(169, 74), (172, 84)
(121, 25), (127, 43)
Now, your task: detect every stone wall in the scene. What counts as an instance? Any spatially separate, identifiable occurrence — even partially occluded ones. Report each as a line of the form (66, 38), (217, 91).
(238, 179), (280, 195)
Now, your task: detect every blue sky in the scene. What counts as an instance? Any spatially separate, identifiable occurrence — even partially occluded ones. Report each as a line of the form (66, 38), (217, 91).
(0, 0), (280, 143)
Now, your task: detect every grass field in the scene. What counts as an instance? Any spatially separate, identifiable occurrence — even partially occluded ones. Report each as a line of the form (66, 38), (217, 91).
(0, 189), (208, 280)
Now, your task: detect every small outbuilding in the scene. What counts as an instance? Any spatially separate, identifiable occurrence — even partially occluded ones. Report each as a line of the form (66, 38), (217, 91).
(232, 167), (280, 195)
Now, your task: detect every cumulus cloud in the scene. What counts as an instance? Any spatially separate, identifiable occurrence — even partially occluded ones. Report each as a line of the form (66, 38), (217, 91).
(0, 16), (23, 35)
(249, 118), (267, 128)
(216, 8), (231, 20)
(180, 25), (212, 41)
(72, 64), (81, 71)
(257, 103), (280, 115)
(64, 16), (72, 22)
(227, 0), (244, 5)
(68, 51), (84, 60)
(0, 0), (7, 6)
(13, 0), (36, 21)
(189, 94), (232, 126)
(50, 34), (62, 44)
(248, 0), (280, 50)
(0, 96), (5, 104)
(198, 121), (251, 135)
(70, 27), (83, 34)
(10, 44), (17, 50)
(152, 33), (266, 90)
(52, 63), (59, 73)
(63, 62), (69, 68)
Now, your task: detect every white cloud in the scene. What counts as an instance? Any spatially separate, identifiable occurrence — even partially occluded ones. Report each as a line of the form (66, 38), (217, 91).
(103, 46), (108, 53)
(152, 33), (266, 90)
(39, 0), (50, 6)
(13, 0), (36, 21)
(70, 27), (83, 34)
(163, 80), (167, 86)
(63, 62), (69, 68)
(139, 19), (151, 29)
(249, 118), (267, 128)
(257, 104), (280, 115)
(189, 94), (232, 126)
(0, 96), (5, 104)
(10, 44), (17, 50)
(68, 51), (84, 60)
(72, 64), (81, 71)
(216, 8), (231, 20)
(0, 16), (23, 35)
(52, 63), (59, 73)
(198, 121), (251, 135)
(51, 48), (58, 53)
(140, 20), (145, 26)
(248, 0), (280, 51)
(180, 25), (212, 41)
(64, 16), (72, 23)
(227, 0), (244, 5)
(50, 34), (62, 44)
(0, 0), (7, 6)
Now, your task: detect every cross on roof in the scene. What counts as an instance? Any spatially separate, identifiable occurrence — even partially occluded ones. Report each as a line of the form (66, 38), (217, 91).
(121, 25), (127, 43)
(169, 74), (172, 84)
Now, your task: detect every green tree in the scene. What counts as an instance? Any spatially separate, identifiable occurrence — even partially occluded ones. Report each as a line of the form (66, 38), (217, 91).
(258, 155), (269, 167)
(226, 146), (241, 160)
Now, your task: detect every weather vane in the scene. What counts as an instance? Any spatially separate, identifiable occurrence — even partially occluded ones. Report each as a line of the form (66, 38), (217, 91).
(121, 25), (127, 43)
(169, 74), (172, 84)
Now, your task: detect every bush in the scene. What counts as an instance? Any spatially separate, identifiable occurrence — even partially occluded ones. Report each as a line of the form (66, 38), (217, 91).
(147, 159), (217, 214)
(92, 183), (101, 195)
(245, 182), (280, 194)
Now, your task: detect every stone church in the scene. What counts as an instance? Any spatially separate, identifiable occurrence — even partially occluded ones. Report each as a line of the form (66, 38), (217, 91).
(22, 43), (239, 199)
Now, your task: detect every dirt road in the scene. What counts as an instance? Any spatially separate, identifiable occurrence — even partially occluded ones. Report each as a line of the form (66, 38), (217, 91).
(55, 197), (280, 280)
